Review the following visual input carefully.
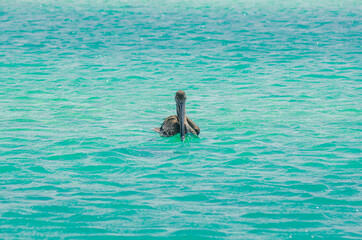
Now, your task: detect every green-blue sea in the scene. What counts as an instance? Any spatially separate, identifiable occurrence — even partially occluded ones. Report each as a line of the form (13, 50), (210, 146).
(1, 0), (361, 239)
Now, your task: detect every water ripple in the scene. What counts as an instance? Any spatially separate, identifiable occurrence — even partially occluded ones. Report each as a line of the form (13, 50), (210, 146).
(0, 0), (361, 239)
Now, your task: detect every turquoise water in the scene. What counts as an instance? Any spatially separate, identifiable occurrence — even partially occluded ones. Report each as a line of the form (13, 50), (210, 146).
(1, 0), (361, 239)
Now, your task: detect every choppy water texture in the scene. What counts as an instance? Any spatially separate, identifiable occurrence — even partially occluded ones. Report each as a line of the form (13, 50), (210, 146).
(1, 0), (361, 239)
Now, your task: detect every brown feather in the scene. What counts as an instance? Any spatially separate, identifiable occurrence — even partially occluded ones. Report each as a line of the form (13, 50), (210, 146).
(159, 115), (180, 137)
(159, 115), (199, 137)
(187, 117), (200, 135)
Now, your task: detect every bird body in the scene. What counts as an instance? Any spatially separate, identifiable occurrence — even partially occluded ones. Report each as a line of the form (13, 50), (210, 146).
(155, 90), (200, 141)
(156, 115), (200, 137)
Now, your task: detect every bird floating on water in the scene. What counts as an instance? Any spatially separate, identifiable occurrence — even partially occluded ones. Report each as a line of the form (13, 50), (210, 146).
(154, 90), (200, 141)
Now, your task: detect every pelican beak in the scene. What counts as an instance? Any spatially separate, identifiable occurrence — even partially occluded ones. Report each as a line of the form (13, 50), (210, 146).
(177, 101), (186, 141)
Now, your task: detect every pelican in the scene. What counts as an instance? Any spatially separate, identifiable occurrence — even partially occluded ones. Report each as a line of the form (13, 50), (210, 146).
(154, 90), (200, 141)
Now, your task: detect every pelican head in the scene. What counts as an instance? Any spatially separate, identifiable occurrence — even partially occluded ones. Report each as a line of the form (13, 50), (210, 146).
(175, 90), (187, 141)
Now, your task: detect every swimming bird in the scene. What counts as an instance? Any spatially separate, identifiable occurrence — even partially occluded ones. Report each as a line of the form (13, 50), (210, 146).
(154, 90), (200, 141)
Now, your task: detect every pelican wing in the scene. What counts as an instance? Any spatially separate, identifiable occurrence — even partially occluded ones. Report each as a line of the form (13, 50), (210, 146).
(159, 115), (180, 137)
(186, 116), (200, 135)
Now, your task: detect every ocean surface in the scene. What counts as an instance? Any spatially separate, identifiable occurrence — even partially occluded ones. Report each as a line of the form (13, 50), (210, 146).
(0, 0), (361, 239)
